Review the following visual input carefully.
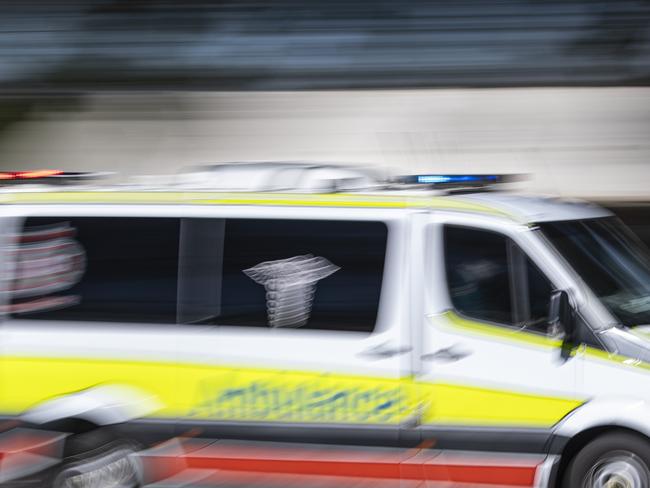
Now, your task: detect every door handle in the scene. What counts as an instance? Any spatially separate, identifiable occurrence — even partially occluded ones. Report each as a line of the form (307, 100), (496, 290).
(422, 344), (472, 363)
(358, 343), (412, 360)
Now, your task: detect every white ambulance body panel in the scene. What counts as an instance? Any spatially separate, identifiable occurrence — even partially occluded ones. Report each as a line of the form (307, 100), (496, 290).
(1, 176), (650, 487)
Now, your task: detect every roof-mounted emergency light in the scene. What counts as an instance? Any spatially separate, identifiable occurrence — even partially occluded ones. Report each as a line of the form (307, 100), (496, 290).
(0, 170), (112, 185)
(0, 169), (64, 180)
(397, 174), (523, 189)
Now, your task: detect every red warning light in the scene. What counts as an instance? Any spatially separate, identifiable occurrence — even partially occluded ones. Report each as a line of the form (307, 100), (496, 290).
(15, 169), (63, 179)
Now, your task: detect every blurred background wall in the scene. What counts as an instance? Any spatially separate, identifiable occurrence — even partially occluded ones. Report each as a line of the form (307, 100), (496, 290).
(0, 88), (648, 199)
(0, 0), (649, 199)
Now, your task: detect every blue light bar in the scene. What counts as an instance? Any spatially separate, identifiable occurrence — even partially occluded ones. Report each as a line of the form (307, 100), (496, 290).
(397, 173), (510, 187)
(415, 174), (499, 185)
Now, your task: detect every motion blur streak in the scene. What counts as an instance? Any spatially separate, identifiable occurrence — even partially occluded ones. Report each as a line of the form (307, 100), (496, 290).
(0, 88), (649, 201)
(1, 430), (545, 486)
(1, 1), (650, 200)
(1, 1), (649, 90)
(0, 428), (66, 483)
(135, 437), (545, 487)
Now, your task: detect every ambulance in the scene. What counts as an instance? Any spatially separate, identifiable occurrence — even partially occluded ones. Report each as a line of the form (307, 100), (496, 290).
(1, 163), (650, 488)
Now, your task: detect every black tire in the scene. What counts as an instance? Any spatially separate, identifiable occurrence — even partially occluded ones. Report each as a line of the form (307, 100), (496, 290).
(563, 432), (650, 488)
(49, 429), (142, 488)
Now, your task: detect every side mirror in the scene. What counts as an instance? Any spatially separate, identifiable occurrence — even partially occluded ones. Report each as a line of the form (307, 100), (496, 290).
(548, 290), (576, 360)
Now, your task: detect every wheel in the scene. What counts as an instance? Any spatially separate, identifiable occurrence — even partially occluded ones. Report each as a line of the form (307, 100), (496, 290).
(50, 429), (142, 488)
(564, 432), (650, 488)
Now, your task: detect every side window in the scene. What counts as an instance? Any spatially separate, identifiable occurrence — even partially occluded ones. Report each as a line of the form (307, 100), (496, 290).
(444, 225), (554, 334)
(444, 226), (512, 324)
(179, 218), (388, 333)
(11, 216), (387, 332)
(11, 217), (180, 323)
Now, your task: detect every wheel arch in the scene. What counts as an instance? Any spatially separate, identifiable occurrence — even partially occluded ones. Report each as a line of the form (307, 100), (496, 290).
(551, 425), (650, 488)
(20, 384), (162, 427)
(549, 398), (650, 487)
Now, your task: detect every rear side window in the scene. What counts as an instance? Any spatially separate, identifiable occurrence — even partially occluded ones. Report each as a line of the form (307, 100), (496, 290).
(11, 217), (180, 323)
(11, 217), (387, 333)
(444, 225), (554, 334)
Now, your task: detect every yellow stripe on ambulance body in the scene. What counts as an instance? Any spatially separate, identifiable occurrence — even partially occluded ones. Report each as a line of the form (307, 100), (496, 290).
(3, 354), (581, 429)
(0, 191), (512, 219)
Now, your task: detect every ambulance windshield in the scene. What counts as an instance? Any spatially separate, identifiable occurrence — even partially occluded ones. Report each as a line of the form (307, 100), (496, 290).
(539, 217), (650, 328)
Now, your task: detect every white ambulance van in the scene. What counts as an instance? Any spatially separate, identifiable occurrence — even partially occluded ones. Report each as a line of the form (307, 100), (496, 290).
(2, 164), (650, 488)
